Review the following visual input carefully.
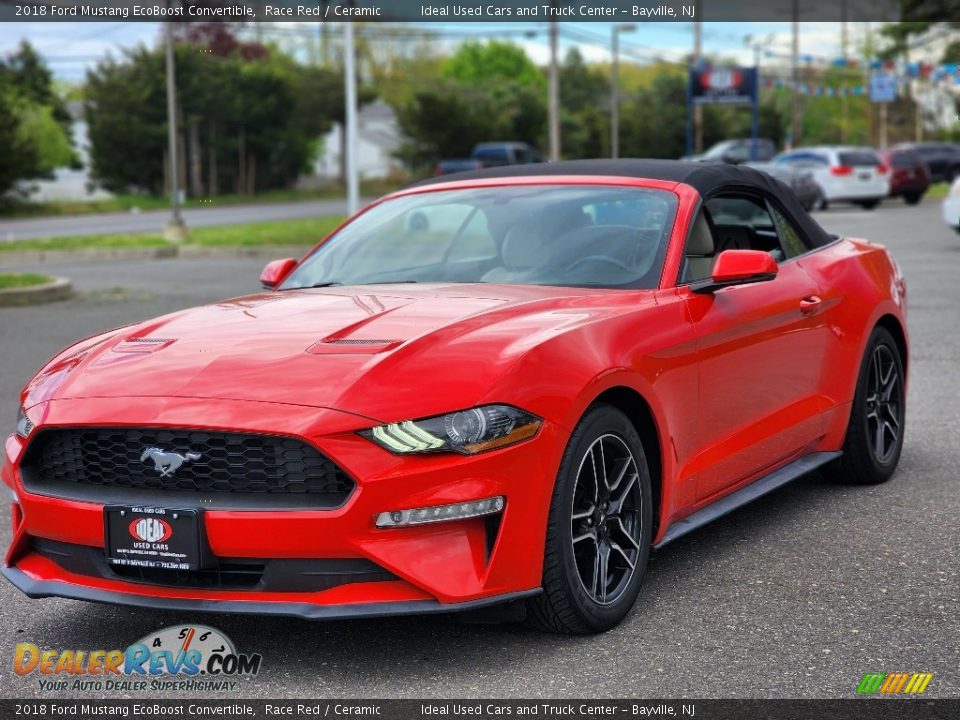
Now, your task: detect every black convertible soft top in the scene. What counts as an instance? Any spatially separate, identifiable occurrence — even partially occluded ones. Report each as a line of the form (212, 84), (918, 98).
(412, 159), (835, 248)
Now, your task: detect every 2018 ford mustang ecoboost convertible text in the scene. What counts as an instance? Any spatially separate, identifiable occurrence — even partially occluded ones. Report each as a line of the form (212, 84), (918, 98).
(3, 160), (908, 633)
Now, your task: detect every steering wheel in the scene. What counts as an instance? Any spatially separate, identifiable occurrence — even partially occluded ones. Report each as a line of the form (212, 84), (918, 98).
(565, 255), (633, 275)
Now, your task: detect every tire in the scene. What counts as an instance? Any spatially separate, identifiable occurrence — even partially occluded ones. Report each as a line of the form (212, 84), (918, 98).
(856, 199), (880, 210)
(813, 190), (828, 211)
(526, 404), (653, 634)
(827, 326), (906, 485)
(903, 192), (923, 206)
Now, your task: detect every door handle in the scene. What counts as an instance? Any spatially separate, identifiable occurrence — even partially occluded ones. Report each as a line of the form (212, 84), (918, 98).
(799, 295), (823, 315)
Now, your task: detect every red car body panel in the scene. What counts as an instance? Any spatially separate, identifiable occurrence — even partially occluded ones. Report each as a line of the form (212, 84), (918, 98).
(2, 174), (908, 618)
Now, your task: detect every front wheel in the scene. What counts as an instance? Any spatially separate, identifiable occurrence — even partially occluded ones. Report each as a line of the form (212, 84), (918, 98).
(828, 326), (906, 485)
(527, 404), (652, 634)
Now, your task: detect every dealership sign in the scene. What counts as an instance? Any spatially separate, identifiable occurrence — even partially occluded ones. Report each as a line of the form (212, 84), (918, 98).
(690, 66), (758, 105)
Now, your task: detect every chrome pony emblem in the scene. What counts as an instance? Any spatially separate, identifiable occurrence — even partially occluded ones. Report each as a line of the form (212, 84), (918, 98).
(141, 447), (202, 477)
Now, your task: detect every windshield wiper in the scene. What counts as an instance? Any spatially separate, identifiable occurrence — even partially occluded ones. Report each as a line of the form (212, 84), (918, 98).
(307, 282), (343, 288)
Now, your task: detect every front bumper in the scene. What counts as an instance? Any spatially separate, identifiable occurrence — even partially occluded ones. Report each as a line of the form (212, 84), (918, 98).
(3, 396), (564, 617)
(1, 564), (540, 620)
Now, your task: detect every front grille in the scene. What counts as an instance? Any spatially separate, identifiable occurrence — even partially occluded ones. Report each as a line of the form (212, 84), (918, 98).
(21, 428), (354, 509)
(32, 539), (397, 592)
(112, 561), (266, 590)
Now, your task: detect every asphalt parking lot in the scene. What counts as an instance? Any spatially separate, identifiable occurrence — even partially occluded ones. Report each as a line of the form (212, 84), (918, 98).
(0, 200), (957, 700)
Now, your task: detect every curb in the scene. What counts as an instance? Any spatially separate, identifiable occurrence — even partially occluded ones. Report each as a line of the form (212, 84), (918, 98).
(0, 244), (311, 266)
(0, 276), (73, 307)
(0, 246), (177, 267)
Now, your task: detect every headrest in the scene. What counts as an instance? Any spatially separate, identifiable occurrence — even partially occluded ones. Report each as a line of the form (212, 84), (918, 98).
(686, 213), (715, 256)
(501, 220), (549, 269)
(713, 225), (753, 252)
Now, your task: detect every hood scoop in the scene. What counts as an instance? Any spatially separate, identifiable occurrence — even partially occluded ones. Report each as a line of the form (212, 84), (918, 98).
(308, 337), (402, 355)
(113, 337), (177, 354)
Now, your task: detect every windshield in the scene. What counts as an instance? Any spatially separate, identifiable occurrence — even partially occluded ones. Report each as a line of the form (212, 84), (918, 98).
(279, 186), (678, 290)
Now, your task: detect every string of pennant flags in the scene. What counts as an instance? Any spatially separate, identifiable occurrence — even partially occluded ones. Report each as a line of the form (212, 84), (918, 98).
(760, 73), (960, 98)
(760, 48), (960, 82)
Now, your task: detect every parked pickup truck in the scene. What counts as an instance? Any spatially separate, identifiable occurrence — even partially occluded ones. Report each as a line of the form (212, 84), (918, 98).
(435, 142), (544, 175)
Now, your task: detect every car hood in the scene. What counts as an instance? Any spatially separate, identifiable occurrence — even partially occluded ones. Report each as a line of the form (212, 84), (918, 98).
(24, 284), (650, 422)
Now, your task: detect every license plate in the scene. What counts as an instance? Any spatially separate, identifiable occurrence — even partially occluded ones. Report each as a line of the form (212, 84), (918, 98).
(104, 506), (201, 570)
(858, 172), (872, 181)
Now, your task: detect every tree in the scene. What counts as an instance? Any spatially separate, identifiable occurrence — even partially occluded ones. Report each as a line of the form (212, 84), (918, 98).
(442, 40), (544, 90)
(393, 40), (547, 170)
(0, 41), (76, 200)
(560, 49), (610, 160)
(85, 29), (342, 197)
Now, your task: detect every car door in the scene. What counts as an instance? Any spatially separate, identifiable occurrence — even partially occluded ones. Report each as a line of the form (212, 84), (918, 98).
(679, 193), (829, 502)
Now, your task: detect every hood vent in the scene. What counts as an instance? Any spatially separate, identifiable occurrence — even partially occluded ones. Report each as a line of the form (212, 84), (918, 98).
(113, 337), (177, 354)
(325, 338), (398, 346)
(307, 337), (402, 355)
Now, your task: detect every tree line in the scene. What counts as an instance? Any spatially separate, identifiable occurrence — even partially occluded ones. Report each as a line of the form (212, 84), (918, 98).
(3, 26), (959, 204)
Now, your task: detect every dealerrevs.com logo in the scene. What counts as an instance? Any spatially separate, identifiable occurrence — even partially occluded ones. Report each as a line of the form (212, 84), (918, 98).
(14, 625), (262, 693)
(856, 672), (934, 695)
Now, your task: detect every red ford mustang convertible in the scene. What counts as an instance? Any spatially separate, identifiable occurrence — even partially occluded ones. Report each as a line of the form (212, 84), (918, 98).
(3, 160), (907, 633)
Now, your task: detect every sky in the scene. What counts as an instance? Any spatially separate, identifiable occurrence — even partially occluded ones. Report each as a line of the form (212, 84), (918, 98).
(0, 21), (876, 83)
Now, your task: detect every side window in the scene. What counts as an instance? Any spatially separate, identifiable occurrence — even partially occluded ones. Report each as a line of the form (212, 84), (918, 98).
(704, 194), (781, 258)
(769, 205), (811, 259)
(705, 196), (773, 230)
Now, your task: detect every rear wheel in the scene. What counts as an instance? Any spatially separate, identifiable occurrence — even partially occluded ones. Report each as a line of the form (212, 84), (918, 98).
(828, 326), (905, 485)
(527, 404), (652, 634)
(903, 192), (923, 205)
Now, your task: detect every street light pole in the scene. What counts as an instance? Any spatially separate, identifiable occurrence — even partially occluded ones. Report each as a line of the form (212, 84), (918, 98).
(548, 19), (560, 162)
(789, 0), (800, 150)
(344, 21), (359, 216)
(164, 17), (187, 242)
(693, 9), (703, 153)
(611, 24), (636, 159)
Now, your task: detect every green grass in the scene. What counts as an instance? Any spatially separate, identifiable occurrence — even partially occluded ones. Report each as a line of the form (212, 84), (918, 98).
(188, 216), (345, 246)
(0, 216), (346, 254)
(0, 179), (406, 219)
(926, 182), (950, 200)
(0, 272), (53, 289)
(0, 234), (171, 254)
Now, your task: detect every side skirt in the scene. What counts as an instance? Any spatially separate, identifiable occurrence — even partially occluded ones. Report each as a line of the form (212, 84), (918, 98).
(654, 451), (842, 549)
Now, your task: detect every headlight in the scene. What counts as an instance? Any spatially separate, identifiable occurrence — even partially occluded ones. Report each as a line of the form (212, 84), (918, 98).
(16, 407), (34, 439)
(360, 405), (542, 455)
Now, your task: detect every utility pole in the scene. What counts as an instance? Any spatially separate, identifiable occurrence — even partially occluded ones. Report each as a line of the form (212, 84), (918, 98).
(548, 18), (560, 161)
(693, 8), (703, 153)
(611, 24), (636, 159)
(789, 0), (800, 150)
(164, 15), (187, 242)
(840, 1), (849, 143)
(344, 21), (359, 216)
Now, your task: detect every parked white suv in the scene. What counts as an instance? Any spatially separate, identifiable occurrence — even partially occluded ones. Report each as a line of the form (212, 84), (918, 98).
(943, 176), (960, 234)
(773, 146), (890, 210)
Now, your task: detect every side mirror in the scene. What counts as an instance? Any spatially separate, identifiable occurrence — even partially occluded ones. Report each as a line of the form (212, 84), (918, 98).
(691, 250), (778, 294)
(260, 258), (297, 289)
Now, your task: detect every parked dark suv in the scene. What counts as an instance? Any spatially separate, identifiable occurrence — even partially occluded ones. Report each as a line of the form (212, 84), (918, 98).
(892, 142), (960, 184)
(881, 148), (931, 205)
